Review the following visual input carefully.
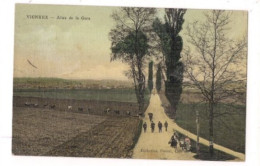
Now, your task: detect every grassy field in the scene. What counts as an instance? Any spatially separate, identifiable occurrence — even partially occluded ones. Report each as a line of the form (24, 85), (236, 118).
(13, 88), (150, 104)
(13, 77), (133, 89)
(175, 102), (246, 153)
(177, 132), (236, 161)
(13, 77), (151, 104)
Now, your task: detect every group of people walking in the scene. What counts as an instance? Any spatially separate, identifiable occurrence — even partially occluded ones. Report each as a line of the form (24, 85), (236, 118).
(142, 121), (168, 133)
(141, 112), (192, 152)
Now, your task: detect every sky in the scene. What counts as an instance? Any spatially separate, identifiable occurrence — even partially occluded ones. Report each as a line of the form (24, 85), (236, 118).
(14, 4), (247, 81)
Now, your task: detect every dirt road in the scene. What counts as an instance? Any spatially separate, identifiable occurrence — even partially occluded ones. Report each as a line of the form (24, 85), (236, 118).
(133, 91), (245, 160)
(132, 92), (196, 160)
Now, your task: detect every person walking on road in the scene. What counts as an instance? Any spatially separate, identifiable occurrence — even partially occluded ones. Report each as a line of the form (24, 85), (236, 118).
(164, 121), (168, 131)
(148, 113), (153, 121)
(158, 121), (162, 133)
(143, 122), (147, 133)
(169, 134), (178, 152)
(151, 121), (155, 133)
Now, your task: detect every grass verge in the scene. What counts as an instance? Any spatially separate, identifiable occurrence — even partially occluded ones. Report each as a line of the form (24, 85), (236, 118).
(177, 132), (236, 161)
(176, 102), (246, 154)
(130, 119), (143, 150)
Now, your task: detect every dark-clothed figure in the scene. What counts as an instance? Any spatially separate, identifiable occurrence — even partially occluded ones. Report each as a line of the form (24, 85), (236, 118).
(148, 113), (153, 121)
(151, 121), (155, 133)
(169, 135), (178, 152)
(143, 122), (147, 133)
(164, 121), (168, 131)
(158, 121), (162, 133)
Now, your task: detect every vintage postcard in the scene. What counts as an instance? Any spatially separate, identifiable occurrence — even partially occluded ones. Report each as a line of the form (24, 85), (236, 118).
(12, 4), (247, 162)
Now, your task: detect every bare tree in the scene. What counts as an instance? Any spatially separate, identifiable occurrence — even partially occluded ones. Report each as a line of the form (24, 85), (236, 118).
(109, 7), (157, 112)
(183, 10), (247, 155)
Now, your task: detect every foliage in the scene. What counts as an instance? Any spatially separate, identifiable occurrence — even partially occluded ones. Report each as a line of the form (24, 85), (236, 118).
(153, 9), (186, 115)
(111, 31), (149, 62)
(156, 63), (162, 92)
(109, 7), (157, 112)
(148, 61), (154, 92)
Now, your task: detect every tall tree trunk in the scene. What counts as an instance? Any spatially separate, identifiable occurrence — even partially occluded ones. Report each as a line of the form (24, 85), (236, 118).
(137, 59), (145, 112)
(209, 102), (214, 156)
(131, 59), (141, 112)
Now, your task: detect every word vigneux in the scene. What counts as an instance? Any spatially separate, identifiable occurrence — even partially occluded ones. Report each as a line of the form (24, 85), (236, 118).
(26, 15), (90, 20)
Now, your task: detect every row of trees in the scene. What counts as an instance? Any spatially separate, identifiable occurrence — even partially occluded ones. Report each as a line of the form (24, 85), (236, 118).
(153, 9), (186, 117)
(109, 8), (247, 155)
(109, 8), (187, 113)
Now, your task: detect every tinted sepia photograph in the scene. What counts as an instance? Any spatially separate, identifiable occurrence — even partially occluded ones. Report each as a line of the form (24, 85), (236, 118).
(12, 4), (247, 161)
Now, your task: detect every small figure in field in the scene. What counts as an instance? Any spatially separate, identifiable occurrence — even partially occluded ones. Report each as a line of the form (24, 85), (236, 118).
(164, 121), (168, 131)
(143, 122), (147, 133)
(151, 121), (155, 133)
(158, 121), (162, 133)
